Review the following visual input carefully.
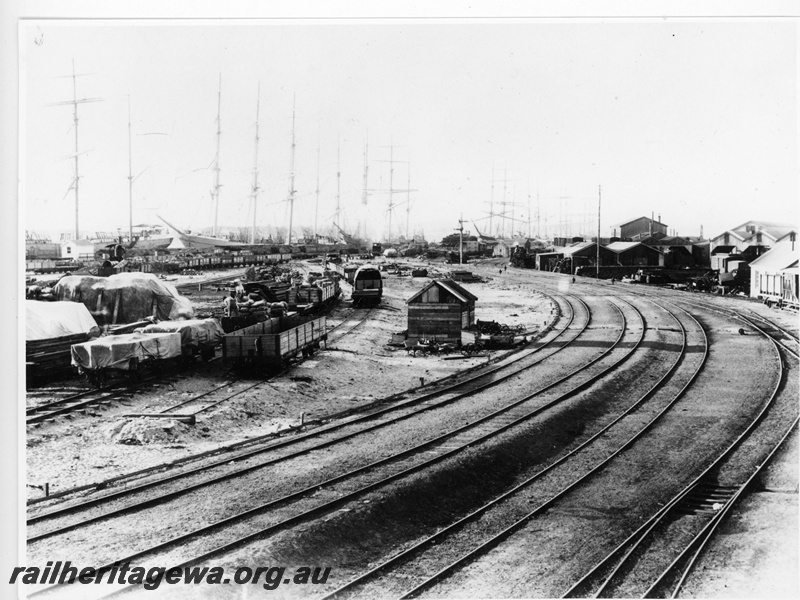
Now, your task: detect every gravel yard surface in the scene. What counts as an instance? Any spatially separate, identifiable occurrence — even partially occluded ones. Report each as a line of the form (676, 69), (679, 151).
(24, 261), (798, 599)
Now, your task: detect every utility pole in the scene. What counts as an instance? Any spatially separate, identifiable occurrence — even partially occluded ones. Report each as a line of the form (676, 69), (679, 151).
(388, 143), (394, 242)
(489, 166), (495, 238)
(597, 185), (601, 279)
(287, 94), (297, 246)
(212, 74), (222, 238)
(405, 163), (412, 242)
(250, 84), (261, 245)
(455, 215), (467, 265)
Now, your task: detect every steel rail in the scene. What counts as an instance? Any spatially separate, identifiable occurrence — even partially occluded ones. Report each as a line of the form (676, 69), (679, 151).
(26, 295), (587, 539)
(561, 298), (786, 599)
(656, 416), (799, 599)
(640, 317), (795, 599)
(393, 299), (706, 600)
(26, 294), (577, 528)
(30, 297), (633, 598)
(321, 297), (692, 600)
(26, 292), (563, 507)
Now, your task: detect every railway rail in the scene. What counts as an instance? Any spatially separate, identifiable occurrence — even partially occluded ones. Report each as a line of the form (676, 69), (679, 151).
(28, 295), (646, 596)
(320, 297), (705, 599)
(561, 305), (796, 598)
(27, 268), (796, 599)
(26, 294), (585, 540)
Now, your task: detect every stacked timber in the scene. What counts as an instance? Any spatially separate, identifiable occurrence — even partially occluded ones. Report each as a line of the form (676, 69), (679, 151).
(26, 333), (91, 382)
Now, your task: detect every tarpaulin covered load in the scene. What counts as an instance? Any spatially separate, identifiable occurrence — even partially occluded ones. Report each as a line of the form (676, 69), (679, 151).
(53, 272), (194, 325)
(26, 300), (101, 341)
(71, 332), (182, 370)
(136, 318), (224, 348)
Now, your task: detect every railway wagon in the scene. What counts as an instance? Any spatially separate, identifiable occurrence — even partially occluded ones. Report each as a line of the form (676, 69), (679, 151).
(331, 262), (358, 284)
(71, 331), (183, 384)
(351, 265), (383, 307)
(222, 314), (327, 369)
(291, 278), (340, 309)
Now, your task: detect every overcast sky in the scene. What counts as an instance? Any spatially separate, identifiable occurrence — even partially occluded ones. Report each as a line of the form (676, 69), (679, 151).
(21, 19), (798, 243)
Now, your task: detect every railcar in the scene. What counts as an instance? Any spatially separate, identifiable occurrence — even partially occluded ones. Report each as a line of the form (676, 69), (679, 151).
(351, 266), (382, 307)
(222, 314), (327, 370)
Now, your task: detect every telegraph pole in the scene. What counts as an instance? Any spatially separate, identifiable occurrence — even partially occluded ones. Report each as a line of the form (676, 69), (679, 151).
(455, 215), (467, 265)
(597, 185), (601, 279)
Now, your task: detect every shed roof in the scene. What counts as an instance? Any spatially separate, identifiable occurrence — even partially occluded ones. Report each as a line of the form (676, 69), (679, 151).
(618, 216), (667, 228)
(406, 278), (478, 304)
(606, 241), (663, 254)
(748, 243), (800, 272)
(62, 239), (95, 248)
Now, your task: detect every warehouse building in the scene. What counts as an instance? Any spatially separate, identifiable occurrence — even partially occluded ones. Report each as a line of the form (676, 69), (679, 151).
(606, 241), (664, 267)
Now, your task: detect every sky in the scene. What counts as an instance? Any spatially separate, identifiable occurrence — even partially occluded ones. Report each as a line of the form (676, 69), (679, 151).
(20, 19), (799, 244)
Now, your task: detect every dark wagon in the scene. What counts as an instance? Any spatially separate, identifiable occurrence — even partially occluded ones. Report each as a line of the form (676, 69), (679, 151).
(221, 314), (327, 370)
(351, 266), (383, 307)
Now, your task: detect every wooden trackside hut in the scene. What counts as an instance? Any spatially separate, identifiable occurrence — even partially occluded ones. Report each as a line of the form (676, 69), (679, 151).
(406, 279), (477, 343)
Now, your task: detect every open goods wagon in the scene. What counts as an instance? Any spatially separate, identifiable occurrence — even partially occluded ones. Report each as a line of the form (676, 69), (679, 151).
(222, 314), (327, 369)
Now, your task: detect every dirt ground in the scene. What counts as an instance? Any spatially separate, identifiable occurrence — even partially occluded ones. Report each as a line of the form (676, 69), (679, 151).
(26, 258), (556, 499)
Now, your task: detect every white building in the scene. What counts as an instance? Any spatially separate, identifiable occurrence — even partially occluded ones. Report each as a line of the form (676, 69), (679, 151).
(61, 239), (95, 260)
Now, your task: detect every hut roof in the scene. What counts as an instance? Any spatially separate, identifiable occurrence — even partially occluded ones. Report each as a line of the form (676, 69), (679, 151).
(406, 278), (478, 304)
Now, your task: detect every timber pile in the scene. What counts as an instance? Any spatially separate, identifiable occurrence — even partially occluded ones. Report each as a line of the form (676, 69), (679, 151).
(26, 333), (90, 382)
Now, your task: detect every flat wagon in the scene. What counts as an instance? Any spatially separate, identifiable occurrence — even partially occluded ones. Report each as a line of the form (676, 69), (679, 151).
(222, 314), (327, 369)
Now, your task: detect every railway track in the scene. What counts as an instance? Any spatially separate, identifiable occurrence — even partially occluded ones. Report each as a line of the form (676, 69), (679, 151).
(319, 297), (706, 599)
(560, 303), (797, 598)
(325, 307), (375, 344)
(27, 270), (795, 598)
(26, 374), (182, 426)
(27, 295), (649, 596)
(25, 293), (585, 539)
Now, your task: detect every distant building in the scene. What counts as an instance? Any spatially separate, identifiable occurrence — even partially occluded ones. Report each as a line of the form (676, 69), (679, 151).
(536, 241), (617, 272)
(618, 216), (668, 240)
(748, 241), (799, 308)
(710, 220), (796, 254)
(493, 240), (513, 258)
(606, 241), (664, 267)
(61, 239), (95, 260)
(637, 234), (705, 268)
(710, 221), (796, 272)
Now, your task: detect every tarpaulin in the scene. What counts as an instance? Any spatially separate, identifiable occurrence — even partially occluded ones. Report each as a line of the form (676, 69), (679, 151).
(136, 318), (224, 348)
(70, 332), (182, 370)
(26, 300), (101, 341)
(53, 272), (194, 325)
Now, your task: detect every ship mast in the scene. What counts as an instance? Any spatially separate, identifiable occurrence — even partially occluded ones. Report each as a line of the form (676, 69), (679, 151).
(287, 94), (296, 246)
(212, 74), (222, 238)
(361, 134), (369, 240)
(335, 137), (341, 232)
(49, 60), (101, 240)
(314, 136), (320, 243)
(250, 84), (261, 245)
(127, 96), (133, 243)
